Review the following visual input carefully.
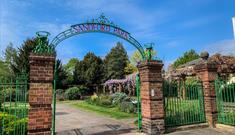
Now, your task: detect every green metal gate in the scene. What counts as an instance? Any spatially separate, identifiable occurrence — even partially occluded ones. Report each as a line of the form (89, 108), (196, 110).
(52, 61), (58, 135)
(0, 73), (28, 135)
(215, 77), (235, 126)
(135, 73), (142, 131)
(163, 81), (206, 127)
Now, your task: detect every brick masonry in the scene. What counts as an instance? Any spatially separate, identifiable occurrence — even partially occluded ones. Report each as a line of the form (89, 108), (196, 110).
(195, 62), (218, 127)
(137, 60), (165, 135)
(28, 53), (55, 135)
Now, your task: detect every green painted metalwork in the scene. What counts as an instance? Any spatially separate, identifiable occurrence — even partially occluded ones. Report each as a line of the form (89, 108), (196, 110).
(163, 81), (206, 127)
(0, 73), (28, 135)
(144, 43), (154, 61)
(33, 31), (55, 55)
(215, 77), (235, 126)
(50, 14), (146, 60)
(135, 73), (142, 131)
(52, 61), (58, 135)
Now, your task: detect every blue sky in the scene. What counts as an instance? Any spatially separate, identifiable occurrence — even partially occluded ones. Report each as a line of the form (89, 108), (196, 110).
(1, 0), (235, 67)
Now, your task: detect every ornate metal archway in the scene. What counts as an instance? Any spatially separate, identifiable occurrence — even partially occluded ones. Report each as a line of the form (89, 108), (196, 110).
(33, 14), (155, 60)
(50, 14), (146, 59)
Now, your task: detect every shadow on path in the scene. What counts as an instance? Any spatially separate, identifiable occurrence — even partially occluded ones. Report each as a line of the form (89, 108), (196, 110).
(56, 124), (136, 135)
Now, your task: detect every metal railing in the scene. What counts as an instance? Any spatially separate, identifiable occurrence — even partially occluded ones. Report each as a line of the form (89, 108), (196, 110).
(215, 77), (235, 126)
(163, 81), (206, 127)
(0, 73), (28, 135)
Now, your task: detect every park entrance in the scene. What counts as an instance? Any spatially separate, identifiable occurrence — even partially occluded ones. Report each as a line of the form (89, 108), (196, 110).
(27, 14), (166, 135)
(49, 14), (146, 134)
(1, 14), (226, 135)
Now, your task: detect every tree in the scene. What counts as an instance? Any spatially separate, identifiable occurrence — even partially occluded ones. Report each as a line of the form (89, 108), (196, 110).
(4, 43), (17, 67)
(130, 50), (157, 66)
(73, 60), (86, 85)
(83, 52), (104, 86)
(64, 58), (79, 85)
(74, 52), (104, 87)
(11, 38), (38, 75)
(55, 59), (68, 89)
(104, 42), (129, 79)
(0, 60), (12, 79)
(172, 49), (200, 69)
(124, 63), (138, 75)
(0, 43), (17, 78)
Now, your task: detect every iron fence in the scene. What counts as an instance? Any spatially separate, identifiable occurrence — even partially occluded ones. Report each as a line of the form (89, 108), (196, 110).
(163, 81), (206, 127)
(0, 73), (28, 135)
(215, 77), (235, 126)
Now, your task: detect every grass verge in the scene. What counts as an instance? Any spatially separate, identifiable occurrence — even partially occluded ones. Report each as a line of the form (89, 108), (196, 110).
(70, 101), (137, 119)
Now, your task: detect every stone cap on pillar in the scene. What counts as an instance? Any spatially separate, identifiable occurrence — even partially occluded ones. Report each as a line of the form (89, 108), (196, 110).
(29, 53), (55, 63)
(194, 52), (217, 72)
(194, 61), (217, 82)
(137, 60), (163, 71)
(137, 60), (163, 82)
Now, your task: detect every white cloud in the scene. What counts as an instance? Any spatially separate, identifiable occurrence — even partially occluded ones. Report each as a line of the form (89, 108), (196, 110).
(204, 39), (235, 55)
(63, 0), (173, 40)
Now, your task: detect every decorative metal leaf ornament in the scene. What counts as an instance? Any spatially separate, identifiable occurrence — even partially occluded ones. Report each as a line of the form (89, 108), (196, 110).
(33, 31), (55, 55)
(86, 13), (118, 27)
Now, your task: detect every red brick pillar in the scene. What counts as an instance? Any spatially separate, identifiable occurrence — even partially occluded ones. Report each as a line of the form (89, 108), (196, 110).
(195, 62), (218, 127)
(138, 61), (165, 135)
(28, 54), (55, 135)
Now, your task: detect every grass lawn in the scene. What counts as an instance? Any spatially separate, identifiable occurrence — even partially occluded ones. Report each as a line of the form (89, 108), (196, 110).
(68, 100), (137, 119)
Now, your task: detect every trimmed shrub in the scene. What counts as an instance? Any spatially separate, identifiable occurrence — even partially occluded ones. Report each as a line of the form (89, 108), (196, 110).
(111, 92), (128, 105)
(86, 94), (113, 107)
(77, 85), (89, 96)
(86, 92), (138, 113)
(64, 86), (89, 100)
(65, 87), (81, 100)
(119, 100), (137, 113)
(98, 95), (113, 107)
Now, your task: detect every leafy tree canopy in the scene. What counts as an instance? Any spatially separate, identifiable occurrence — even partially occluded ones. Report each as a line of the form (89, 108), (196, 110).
(104, 42), (129, 79)
(64, 58), (79, 85)
(0, 60), (12, 79)
(130, 50), (156, 66)
(74, 52), (104, 87)
(124, 63), (138, 75)
(172, 49), (200, 69)
(0, 43), (17, 78)
(55, 59), (68, 89)
(11, 38), (38, 75)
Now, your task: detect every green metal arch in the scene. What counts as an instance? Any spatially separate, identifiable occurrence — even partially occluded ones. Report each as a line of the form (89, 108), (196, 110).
(50, 23), (146, 60)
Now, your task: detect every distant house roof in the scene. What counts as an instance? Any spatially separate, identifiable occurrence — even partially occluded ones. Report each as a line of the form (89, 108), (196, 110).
(166, 53), (235, 80)
(178, 58), (203, 68)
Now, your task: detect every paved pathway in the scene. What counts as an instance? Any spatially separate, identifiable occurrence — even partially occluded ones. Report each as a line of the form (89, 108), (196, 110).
(55, 102), (139, 135)
(55, 102), (235, 135)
